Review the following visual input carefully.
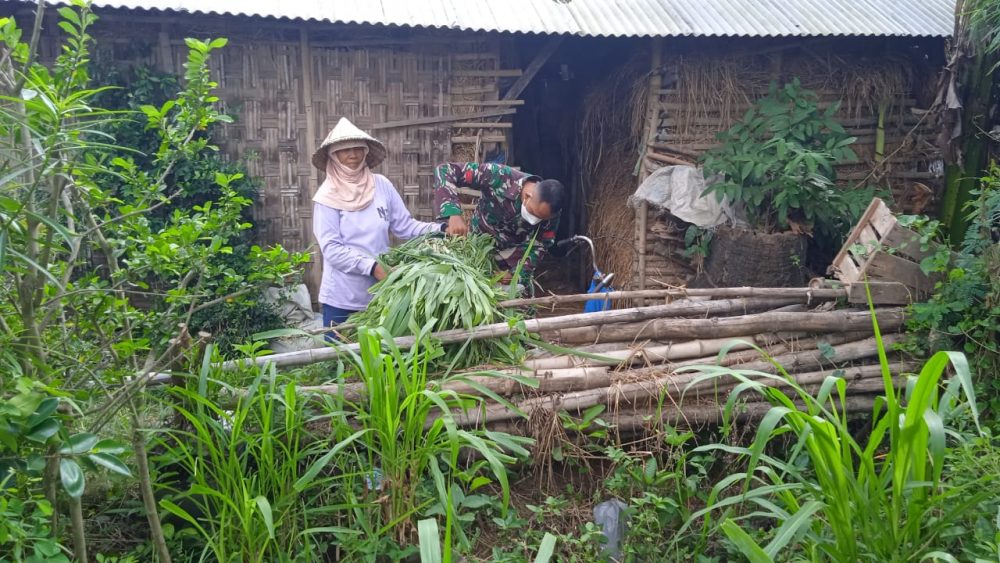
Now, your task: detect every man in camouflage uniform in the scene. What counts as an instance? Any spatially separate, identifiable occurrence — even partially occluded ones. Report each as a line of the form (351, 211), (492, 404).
(434, 162), (566, 288)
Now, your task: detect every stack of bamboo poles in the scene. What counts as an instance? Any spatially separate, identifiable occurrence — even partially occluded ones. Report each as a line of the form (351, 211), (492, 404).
(232, 286), (911, 437)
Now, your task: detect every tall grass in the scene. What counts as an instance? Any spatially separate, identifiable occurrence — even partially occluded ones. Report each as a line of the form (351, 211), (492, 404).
(315, 323), (534, 559)
(152, 347), (360, 562)
(673, 300), (989, 561)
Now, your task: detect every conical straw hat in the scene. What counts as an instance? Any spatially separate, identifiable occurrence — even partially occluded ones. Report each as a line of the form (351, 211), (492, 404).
(312, 117), (387, 171)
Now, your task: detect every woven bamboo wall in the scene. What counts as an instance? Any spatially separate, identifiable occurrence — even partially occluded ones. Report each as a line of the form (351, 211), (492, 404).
(35, 11), (517, 300)
(633, 42), (942, 290)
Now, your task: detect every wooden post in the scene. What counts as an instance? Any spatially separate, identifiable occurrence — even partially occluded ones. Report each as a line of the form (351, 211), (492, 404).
(299, 27), (322, 306)
(635, 38), (663, 303)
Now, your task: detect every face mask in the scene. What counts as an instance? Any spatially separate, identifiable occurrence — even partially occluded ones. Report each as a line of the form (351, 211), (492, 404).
(521, 204), (543, 225)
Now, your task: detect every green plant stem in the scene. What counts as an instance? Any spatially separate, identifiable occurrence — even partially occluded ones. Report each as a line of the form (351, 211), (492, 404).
(44, 447), (59, 535)
(131, 409), (172, 563)
(68, 494), (88, 563)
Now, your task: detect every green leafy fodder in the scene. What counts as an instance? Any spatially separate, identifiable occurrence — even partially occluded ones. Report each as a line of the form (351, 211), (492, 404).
(350, 234), (523, 368)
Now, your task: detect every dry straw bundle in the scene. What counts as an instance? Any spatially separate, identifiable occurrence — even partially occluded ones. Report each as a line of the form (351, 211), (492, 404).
(579, 55), (649, 292)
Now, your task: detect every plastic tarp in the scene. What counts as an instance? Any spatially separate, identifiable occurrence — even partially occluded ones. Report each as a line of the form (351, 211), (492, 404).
(261, 284), (324, 353)
(627, 165), (736, 228)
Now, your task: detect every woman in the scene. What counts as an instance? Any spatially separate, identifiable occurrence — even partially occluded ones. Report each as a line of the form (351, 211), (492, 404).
(312, 117), (444, 334)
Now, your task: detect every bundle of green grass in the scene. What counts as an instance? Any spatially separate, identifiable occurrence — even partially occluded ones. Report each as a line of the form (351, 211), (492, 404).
(349, 234), (522, 367)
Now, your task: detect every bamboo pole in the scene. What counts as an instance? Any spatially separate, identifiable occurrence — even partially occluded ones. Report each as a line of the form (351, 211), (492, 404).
(636, 38), (664, 302)
(637, 331), (871, 370)
(600, 394), (882, 432)
(730, 333), (905, 374)
(525, 331), (901, 371)
(646, 151), (694, 166)
(220, 297), (813, 371)
(448, 356), (905, 427)
(232, 333), (896, 405)
(525, 336), (756, 370)
(288, 366), (612, 402)
(544, 309), (904, 345)
(498, 286), (847, 308)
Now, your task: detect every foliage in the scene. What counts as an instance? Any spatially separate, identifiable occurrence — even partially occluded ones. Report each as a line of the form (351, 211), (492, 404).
(349, 233), (524, 368)
(702, 79), (872, 240)
(419, 517), (559, 563)
(152, 345), (350, 562)
(938, 0), (1000, 242)
(937, 433), (1000, 561)
(321, 324), (534, 560)
(675, 303), (988, 561)
(488, 495), (607, 563)
(0, 2), (303, 559)
(0, 491), (67, 563)
(88, 61), (287, 353)
(603, 432), (715, 561)
(906, 164), (1000, 398)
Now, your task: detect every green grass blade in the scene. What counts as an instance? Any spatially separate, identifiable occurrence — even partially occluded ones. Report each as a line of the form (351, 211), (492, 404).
(254, 496), (275, 540)
(764, 500), (824, 557)
(720, 519), (774, 563)
(534, 533), (558, 563)
(418, 518), (443, 563)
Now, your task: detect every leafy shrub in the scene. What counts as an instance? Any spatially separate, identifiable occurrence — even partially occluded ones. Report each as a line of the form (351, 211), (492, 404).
(906, 163), (1000, 398)
(90, 59), (291, 354)
(702, 79), (873, 240)
(0, 3), (304, 559)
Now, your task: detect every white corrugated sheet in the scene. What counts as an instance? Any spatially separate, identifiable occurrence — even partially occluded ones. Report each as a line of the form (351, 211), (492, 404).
(19, 0), (957, 37)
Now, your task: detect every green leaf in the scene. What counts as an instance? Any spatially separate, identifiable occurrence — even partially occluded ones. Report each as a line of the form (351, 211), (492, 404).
(534, 532), (558, 563)
(60, 432), (98, 455)
(418, 518), (442, 563)
(921, 552), (960, 563)
(255, 496), (276, 540)
(86, 453), (132, 477)
(91, 439), (127, 455)
(720, 519), (773, 563)
(160, 498), (210, 539)
(580, 404), (605, 425)
(28, 398), (60, 426)
(293, 429), (367, 492)
(59, 458), (85, 498)
(57, 6), (82, 26)
(25, 419), (60, 443)
(764, 500), (823, 557)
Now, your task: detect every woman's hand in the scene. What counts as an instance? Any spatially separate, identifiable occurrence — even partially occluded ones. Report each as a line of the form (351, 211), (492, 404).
(447, 215), (469, 236)
(373, 264), (389, 281)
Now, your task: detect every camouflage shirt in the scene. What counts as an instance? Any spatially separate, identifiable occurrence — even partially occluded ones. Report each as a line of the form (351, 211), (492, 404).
(434, 162), (559, 279)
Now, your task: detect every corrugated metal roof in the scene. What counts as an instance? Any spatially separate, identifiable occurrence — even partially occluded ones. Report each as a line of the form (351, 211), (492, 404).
(26, 0), (957, 38)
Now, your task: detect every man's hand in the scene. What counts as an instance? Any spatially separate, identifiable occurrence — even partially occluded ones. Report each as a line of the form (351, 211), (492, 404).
(373, 264), (389, 281)
(446, 215), (469, 236)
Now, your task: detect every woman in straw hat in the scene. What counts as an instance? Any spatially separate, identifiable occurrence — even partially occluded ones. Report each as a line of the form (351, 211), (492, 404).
(312, 117), (445, 334)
